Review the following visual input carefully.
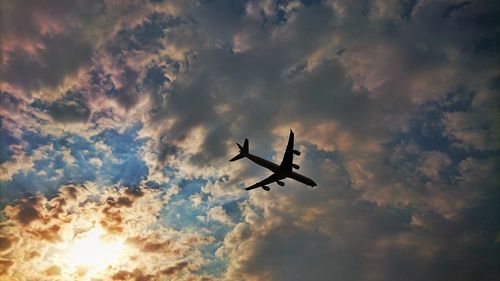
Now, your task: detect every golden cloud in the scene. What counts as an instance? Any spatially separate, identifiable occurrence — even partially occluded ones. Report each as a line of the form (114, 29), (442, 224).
(0, 183), (213, 280)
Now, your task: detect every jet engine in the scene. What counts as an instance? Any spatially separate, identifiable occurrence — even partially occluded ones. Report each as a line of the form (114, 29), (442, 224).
(262, 186), (270, 191)
(292, 163), (300, 169)
(277, 181), (285, 186)
(293, 150), (301, 156)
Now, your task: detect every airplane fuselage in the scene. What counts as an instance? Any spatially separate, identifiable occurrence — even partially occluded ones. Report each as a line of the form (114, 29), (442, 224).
(246, 153), (316, 187)
(246, 154), (280, 172)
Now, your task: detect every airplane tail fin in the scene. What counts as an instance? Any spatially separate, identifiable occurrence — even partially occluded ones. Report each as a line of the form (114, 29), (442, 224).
(229, 138), (249, 161)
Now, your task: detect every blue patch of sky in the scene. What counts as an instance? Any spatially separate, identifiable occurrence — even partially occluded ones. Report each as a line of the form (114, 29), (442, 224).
(222, 199), (244, 224)
(173, 178), (207, 198)
(194, 221), (232, 277)
(159, 210), (230, 277)
(0, 171), (56, 204)
(108, 12), (183, 55)
(90, 124), (149, 186)
(158, 179), (243, 272)
(303, 143), (343, 161)
(245, 198), (265, 219)
(161, 165), (179, 180)
(387, 89), (498, 183)
(162, 57), (181, 74)
(0, 123), (150, 205)
(196, 247), (227, 277)
(21, 129), (52, 155)
(205, 220), (233, 241)
(159, 179), (228, 231)
(160, 198), (206, 230)
(0, 118), (19, 164)
(276, 7), (288, 25)
(143, 65), (170, 90)
(399, 0), (419, 21)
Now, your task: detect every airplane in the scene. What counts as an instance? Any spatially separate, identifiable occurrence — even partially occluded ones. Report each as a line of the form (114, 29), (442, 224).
(230, 130), (317, 191)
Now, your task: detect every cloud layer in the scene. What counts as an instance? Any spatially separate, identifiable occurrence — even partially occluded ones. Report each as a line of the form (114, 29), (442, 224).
(1, 0), (499, 280)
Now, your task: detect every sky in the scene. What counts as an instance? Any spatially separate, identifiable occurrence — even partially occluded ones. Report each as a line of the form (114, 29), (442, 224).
(0, 0), (499, 280)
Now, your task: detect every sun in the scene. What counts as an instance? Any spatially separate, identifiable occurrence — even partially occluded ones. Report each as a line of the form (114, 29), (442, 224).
(58, 226), (128, 277)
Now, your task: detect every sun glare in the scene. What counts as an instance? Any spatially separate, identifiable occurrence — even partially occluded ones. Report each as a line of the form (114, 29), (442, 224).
(59, 226), (128, 277)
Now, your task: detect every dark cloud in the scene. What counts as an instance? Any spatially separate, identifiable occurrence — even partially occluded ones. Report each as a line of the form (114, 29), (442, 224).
(61, 184), (79, 200)
(100, 188), (146, 233)
(111, 269), (154, 281)
(139, 0), (499, 178)
(161, 261), (189, 275)
(0, 260), (13, 275)
(143, 65), (170, 91)
(150, 13), (340, 162)
(1, 33), (93, 94)
(108, 12), (183, 54)
(120, 3), (499, 279)
(242, 224), (366, 281)
(101, 207), (125, 234)
(47, 90), (91, 123)
(0, 0), (103, 94)
(230, 153), (499, 280)
(0, 0), (103, 42)
(3, 194), (67, 242)
(442, 1), (472, 18)
(0, 237), (12, 252)
(97, 12), (187, 110)
(11, 196), (43, 225)
(115, 67), (141, 109)
(127, 236), (172, 253)
(124, 187), (145, 198)
(0, 1), (498, 280)
(26, 224), (62, 242)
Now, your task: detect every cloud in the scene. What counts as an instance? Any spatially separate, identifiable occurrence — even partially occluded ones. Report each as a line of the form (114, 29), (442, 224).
(0, 0), (106, 97)
(442, 88), (499, 150)
(1, 33), (93, 97)
(0, 0), (498, 280)
(207, 206), (234, 226)
(0, 183), (216, 280)
(111, 269), (154, 281)
(46, 91), (91, 123)
(417, 151), (451, 181)
(0, 260), (13, 276)
(220, 154), (498, 281)
(44, 265), (61, 276)
(0, 143), (53, 182)
(161, 261), (189, 275)
(0, 237), (12, 252)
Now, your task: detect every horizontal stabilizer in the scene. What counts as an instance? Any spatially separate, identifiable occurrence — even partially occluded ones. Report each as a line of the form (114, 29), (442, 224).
(230, 154), (245, 162)
(229, 138), (249, 162)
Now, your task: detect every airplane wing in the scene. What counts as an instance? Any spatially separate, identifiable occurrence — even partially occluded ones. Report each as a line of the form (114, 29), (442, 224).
(245, 174), (284, 190)
(279, 130), (295, 171)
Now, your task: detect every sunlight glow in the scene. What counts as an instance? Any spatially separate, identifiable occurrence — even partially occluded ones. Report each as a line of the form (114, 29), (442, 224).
(60, 226), (128, 277)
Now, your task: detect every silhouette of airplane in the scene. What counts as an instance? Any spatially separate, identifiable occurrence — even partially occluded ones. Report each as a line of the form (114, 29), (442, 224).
(230, 130), (317, 191)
